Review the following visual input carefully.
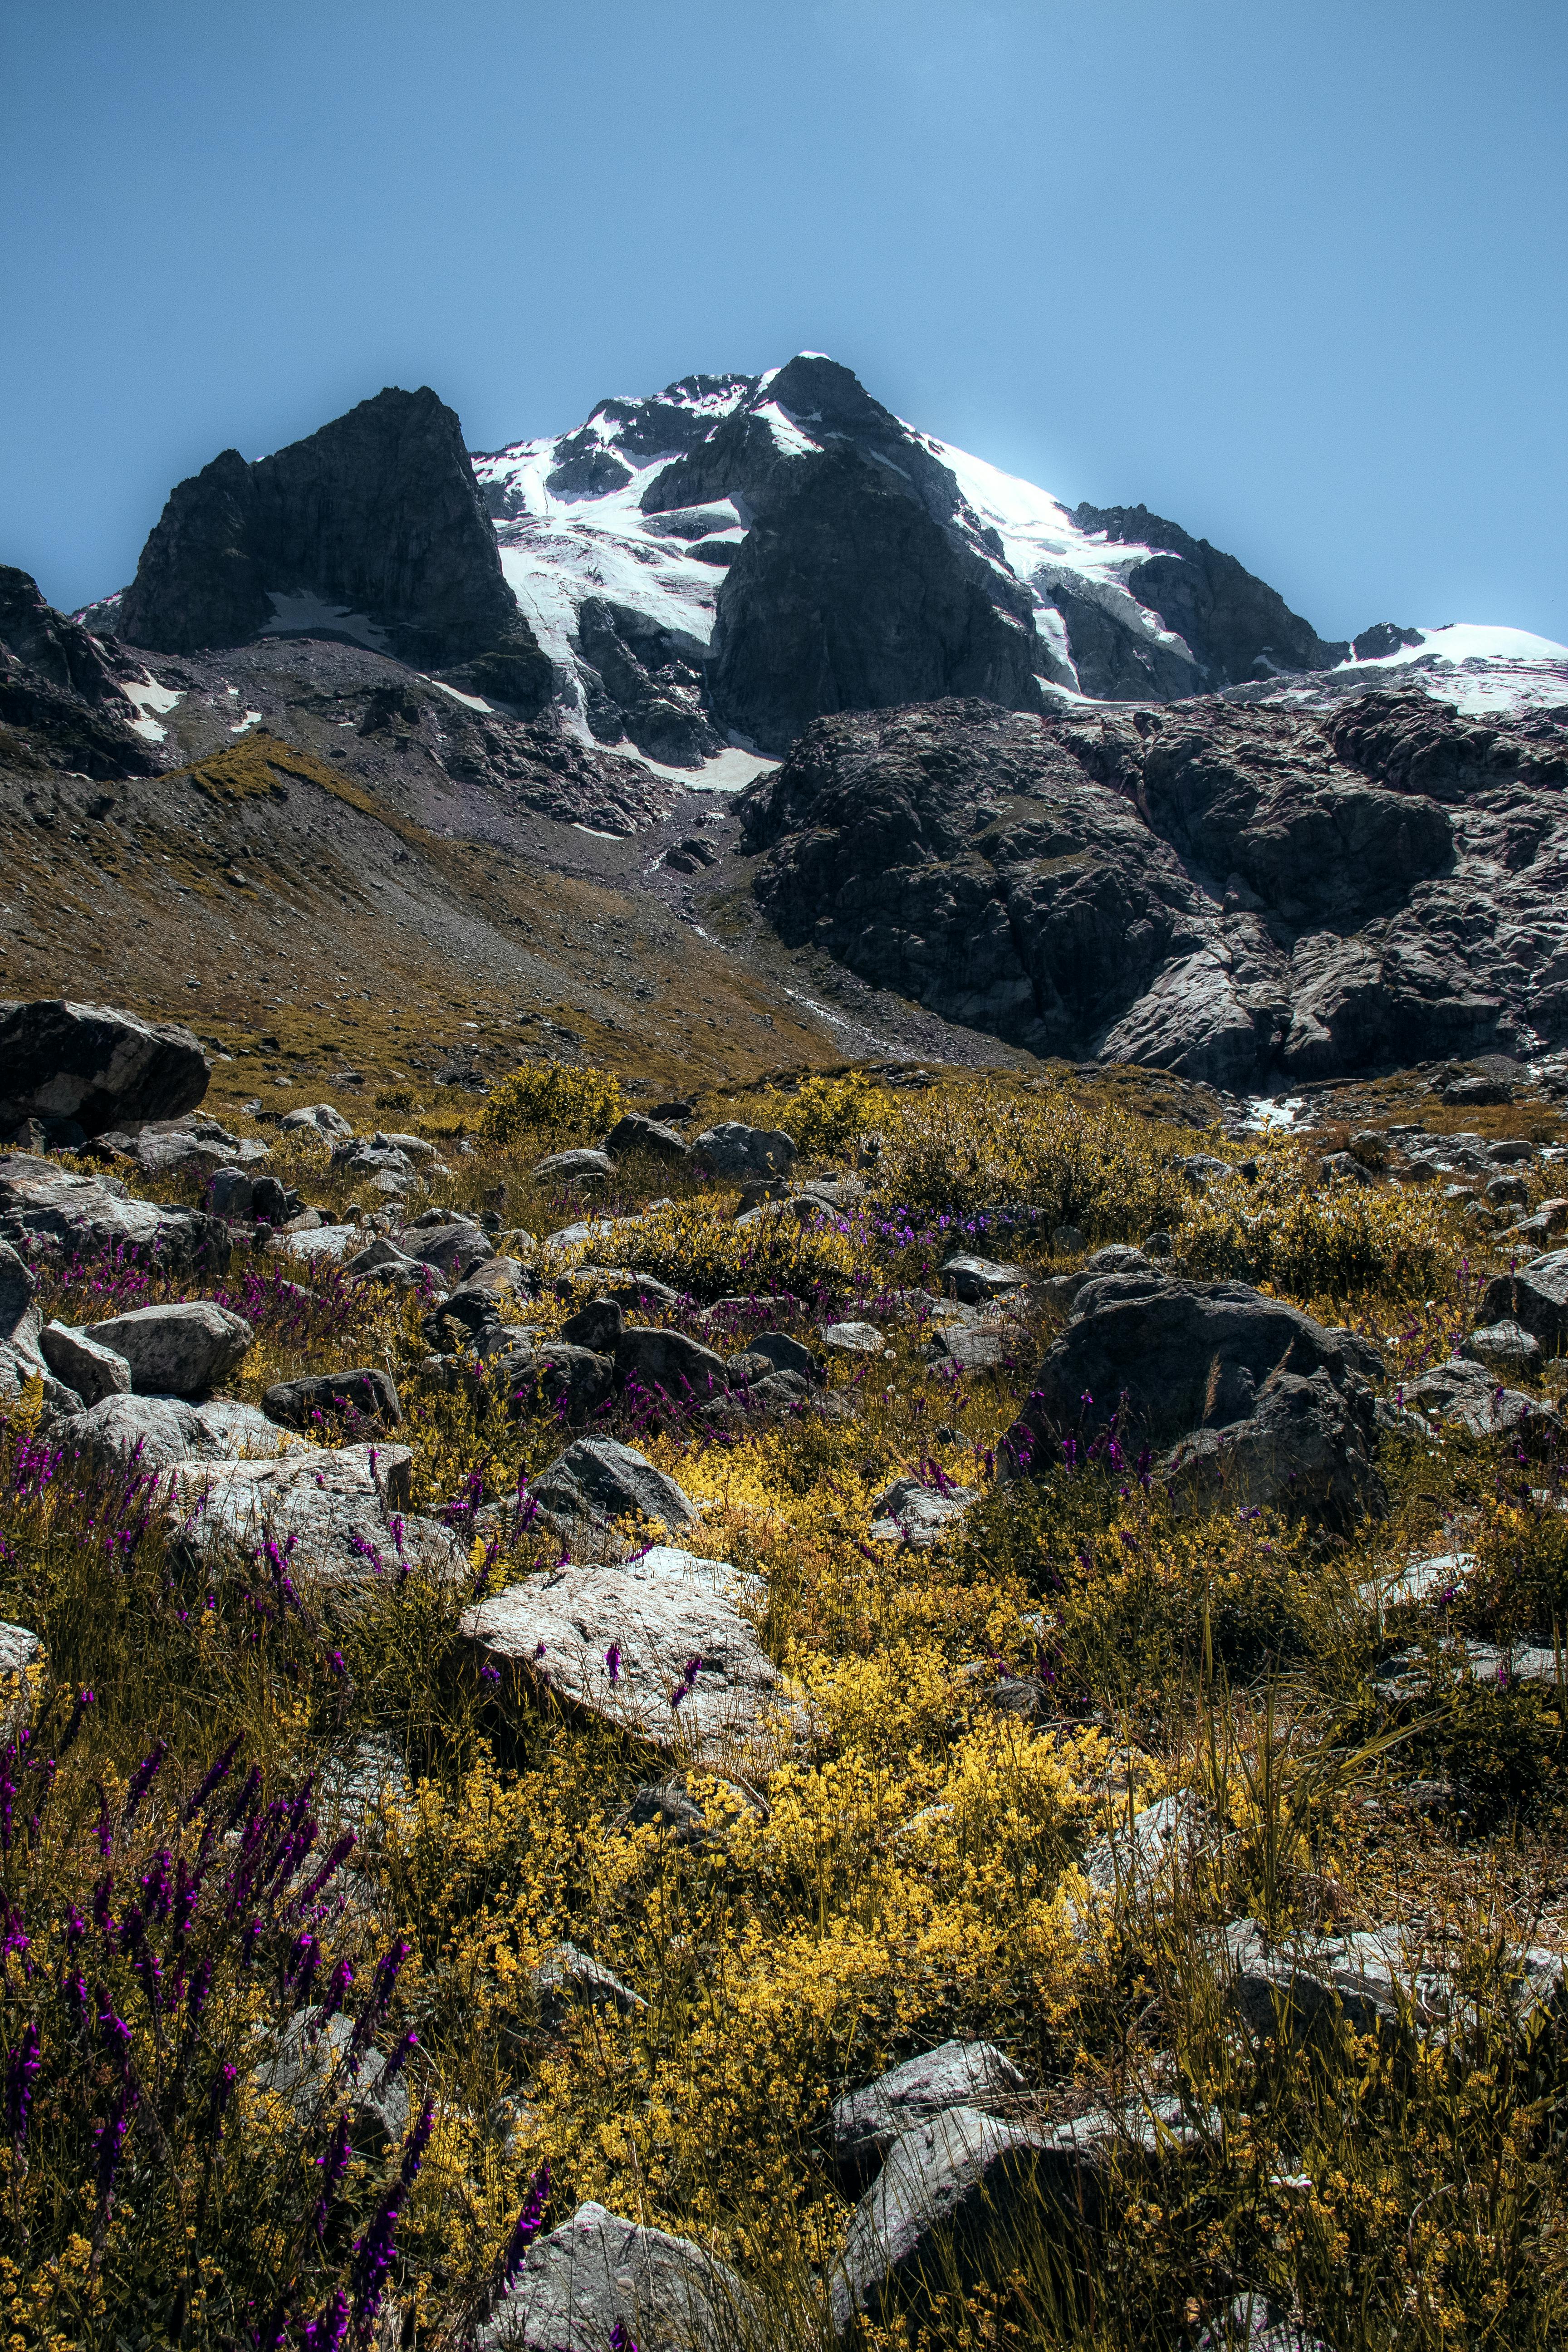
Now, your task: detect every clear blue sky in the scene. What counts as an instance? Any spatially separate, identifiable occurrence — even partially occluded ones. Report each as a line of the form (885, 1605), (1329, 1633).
(3, 0), (1564, 642)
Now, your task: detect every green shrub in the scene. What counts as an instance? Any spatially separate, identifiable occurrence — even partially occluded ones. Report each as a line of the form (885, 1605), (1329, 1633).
(477, 1060), (622, 1147)
(754, 1071), (895, 1162)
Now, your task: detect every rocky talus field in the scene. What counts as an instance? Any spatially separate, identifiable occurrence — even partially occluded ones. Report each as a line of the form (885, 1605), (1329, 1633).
(1, 1003), (1567, 2350)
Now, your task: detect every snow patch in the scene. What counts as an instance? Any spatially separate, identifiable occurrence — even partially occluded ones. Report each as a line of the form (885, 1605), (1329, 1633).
(416, 675), (493, 714)
(121, 674), (183, 742)
(228, 709), (263, 735)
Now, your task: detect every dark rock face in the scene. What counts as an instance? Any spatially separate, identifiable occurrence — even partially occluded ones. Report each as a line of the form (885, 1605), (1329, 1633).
(1070, 502), (1348, 687)
(0, 567), (137, 712)
(1001, 1273), (1383, 1527)
(0, 1000), (210, 1137)
(0, 570), (162, 781)
(741, 688), (1568, 1086)
(708, 445), (1042, 755)
(576, 596), (719, 766)
(117, 387), (551, 712)
(1352, 622), (1424, 661)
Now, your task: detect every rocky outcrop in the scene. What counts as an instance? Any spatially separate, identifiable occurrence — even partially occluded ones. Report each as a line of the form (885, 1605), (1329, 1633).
(741, 688), (1568, 1086)
(707, 443), (1043, 754)
(1001, 1272), (1384, 1527)
(116, 387), (551, 711)
(477, 2201), (749, 2352)
(1069, 502), (1348, 688)
(0, 1000), (209, 1139)
(0, 567), (141, 713)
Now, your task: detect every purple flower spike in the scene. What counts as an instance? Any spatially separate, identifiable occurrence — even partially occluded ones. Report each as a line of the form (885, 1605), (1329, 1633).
(605, 1642), (622, 1687)
(610, 2325), (641, 2352)
(5, 2021), (40, 2148)
(499, 2160), (551, 2292)
(123, 1738), (168, 1826)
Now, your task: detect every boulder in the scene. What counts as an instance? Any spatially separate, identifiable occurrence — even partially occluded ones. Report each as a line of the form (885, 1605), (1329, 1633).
(1401, 1356), (1548, 1439)
(52, 1392), (294, 1479)
(0, 1000), (209, 1138)
(937, 1253), (1027, 1303)
(0, 1159), (231, 1276)
(112, 1131), (232, 1180)
(1479, 1250), (1568, 1353)
(279, 1102), (354, 1141)
(399, 1219), (489, 1278)
(831, 2092), (1200, 2332)
(602, 1114), (692, 1163)
(0, 1238), (36, 1343)
(691, 1122), (797, 1180)
(821, 1320), (885, 1354)
(833, 2040), (1028, 2189)
(732, 1328), (820, 1382)
(531, 1148), (615, 1186)
(37, 1321), (131, 1406)
(82, 1301), (253, 1398)
(476, 2201), (749, 2352)
(531, 1941), (647, 2030)
(501, 1343), (614, 1423)
(1220, 1916), (1563, 2049)
(1461, 1320), (1543, 1379)
(253, 2009), (409, 2147)
(460, 1546), (783, 1756)
(423, 1288), (509, 1360)
(869, 1476), (978, 1546)
(169, 1443), (461, 1585)
(1002, 1274), (1383, 1527)
(261, 1368), (402, 1432)
(1040, 1245), (1157, 1313)
(529, 1436), (700, 1537)
(559, 1294), (624, 1352)
(614, 1325), (730, 1405)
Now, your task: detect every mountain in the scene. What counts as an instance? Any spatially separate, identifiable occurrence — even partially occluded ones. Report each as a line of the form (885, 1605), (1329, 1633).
(8, 349), (1563, 1102)
(111, 387), (553, 710)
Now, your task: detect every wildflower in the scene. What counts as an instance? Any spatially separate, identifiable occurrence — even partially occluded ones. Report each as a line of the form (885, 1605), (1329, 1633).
(5, 2021), (40, 2148)
(498, 2161), (551, 2293)
(123, 1737), (169, 1826)
(182, 1733), (243, 1822)
(348, 1938), (412, 2073)
(606, 1642), (622, 1686)
(314, 2107), (353, 2236)
(609, 2326), (641, 2352)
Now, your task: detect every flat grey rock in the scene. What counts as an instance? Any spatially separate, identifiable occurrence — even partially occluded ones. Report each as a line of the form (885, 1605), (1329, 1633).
(692, 1121), (796, 1180)
(0, 1161), (230, 1276)
(167, 1443), (463, 1585)
(821, 1319), (884, 1353)
(478, 2200), (749, 2352)
(937, 1252), (1027, 1303)
(279, 1102), (354, 1140)
(83, 1300), (252, 1398)
(833, 2039), (1028, 2184)
(531, 1148), (614, 1184)
(0, 999), (209, 1138)
(37, 1319), (131, 1406)
(460, 1548), (784, 1757)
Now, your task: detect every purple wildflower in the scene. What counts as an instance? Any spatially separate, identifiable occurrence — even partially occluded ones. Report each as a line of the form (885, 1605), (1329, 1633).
(314, 2107), (353, 2236)
(499, 2161), (551, 2293)
(182, 1734), (243, 1822)
(606, 1642), (622, 1687)
(5, 2022), (40, 2147)
(123, 1738), (168, 1826)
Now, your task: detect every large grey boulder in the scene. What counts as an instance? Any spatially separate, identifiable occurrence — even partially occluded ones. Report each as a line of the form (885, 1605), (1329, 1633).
(168, 1443), (460, 1584)
(253, 2009), (410, 2146)
(614, 1325), (730, 1404)
(279, 1102), (354, 1141)
(531, 1149), (615, 1186)
(52, 1392), (296, 1479)
(0, 1239), (36, 1344)
(1479, 1250), (1568, 1354)
(0, 1159), (231, 1275)
(1002, 1274), (1383, 1528)
(1401, 1356), (1548, 1439)
(938, 1253), (1027, 1303)
(398, 1218), (488, 1278)
(603, 1114), (691, 1164)
(37, 1321), (131, 1406)
(1222, 1916), (1564, 2048)
(82, 1301), (252, 1398)
(459, 1547), (783, 1757)
(261, 1368), (402, 1432)
(831, 2093), (1200, 2332)
(529, 1436), (699, 1536)
(692, 1122), (797, 1180)
(833, 2041), (1028, 2189)
(0, 1000), (209, 1138)
(477, 2201), (749, 2352)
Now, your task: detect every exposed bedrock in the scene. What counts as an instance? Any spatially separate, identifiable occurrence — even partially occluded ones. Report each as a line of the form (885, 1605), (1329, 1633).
(116, 387), (552, 711)
(740, 689), (1568, 1088)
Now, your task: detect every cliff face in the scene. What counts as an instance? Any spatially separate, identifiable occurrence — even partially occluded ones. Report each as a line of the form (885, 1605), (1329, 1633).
(116, 388), (551, 710)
